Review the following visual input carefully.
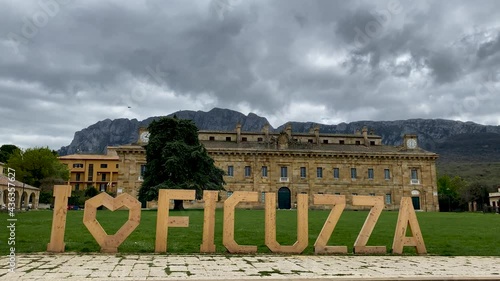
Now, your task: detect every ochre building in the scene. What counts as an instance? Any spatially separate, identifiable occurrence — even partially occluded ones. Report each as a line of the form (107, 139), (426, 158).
(59, 154), (120, 193)
(108, 125), (439, 211)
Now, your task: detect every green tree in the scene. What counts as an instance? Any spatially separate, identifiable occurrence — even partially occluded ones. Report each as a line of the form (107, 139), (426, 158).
(0, 144), (20, 163)
(460, 181), (495, 210)
(437, 175), (467, 211)
(6, 147), (69, 188)
(138, 117), (225, 210)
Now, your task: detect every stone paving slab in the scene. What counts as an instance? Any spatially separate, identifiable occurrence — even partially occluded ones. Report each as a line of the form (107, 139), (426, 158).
(0, 254), (499, 280)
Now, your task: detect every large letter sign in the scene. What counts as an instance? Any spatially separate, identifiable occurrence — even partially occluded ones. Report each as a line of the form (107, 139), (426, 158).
(265, 193), (308, 253)
(47, 189), (427, 255)
(83, 193), (141, 253)
(47, 185), (72, 252)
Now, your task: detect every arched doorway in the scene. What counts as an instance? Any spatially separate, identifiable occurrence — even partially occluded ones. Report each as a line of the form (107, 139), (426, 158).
(278, 187), (291, 209)
(411, 190), (420, 210)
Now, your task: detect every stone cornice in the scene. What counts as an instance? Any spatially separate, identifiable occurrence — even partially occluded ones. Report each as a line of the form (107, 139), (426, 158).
(208, 149), (438, 161)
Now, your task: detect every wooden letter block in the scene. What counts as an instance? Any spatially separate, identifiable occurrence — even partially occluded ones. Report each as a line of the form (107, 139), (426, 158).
(155, 189), (195, 253)
(313, 194), (348, 254)
(392, 197), (427, 255)
(265, 193), (308, 254)
(352, 196), (386, 254)
(200, 190), (218, 253)
(83, 193), (141, 253)
(47, 185), (72, 252)
(223, 191), (258, 253)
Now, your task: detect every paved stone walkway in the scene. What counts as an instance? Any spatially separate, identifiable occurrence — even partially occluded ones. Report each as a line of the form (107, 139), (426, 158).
(1, 254), (499, 280)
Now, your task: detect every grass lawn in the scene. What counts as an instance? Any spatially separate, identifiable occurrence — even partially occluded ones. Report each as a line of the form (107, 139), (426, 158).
(1, 209), (499, 255)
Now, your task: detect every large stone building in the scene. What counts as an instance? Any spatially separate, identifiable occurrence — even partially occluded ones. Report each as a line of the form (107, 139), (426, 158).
(108, 124), (439, 211)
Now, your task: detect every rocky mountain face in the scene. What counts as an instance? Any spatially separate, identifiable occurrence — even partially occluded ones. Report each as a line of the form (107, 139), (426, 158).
(59, 108), (500, 163)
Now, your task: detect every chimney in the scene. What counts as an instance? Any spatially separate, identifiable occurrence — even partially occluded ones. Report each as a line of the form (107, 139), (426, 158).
(285, 123), (292, 138)
(262, 123), (270, 140)
(236, 123), (242, 143)
(362, 126), (369, 146)
(314, 125), (320, 145)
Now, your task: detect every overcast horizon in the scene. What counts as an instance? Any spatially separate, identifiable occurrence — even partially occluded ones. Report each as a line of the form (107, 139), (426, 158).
(2, 0), (500, 150)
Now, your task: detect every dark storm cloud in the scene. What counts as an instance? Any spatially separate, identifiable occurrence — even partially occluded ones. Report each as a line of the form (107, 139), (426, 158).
(1, 0), (500, 149)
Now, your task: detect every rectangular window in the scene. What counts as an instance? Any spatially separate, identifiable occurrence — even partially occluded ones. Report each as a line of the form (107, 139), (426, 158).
(242, 137), (248, 142)
(76, 173), (81, 181)
(258, 137), (263, 142)
(333, 168), (340, 179)
(244, 166), (251, 177)
(370, 141), (376, 145)
(300, 167), (306, 178)
(385, 194), (392, 204)
(75, 183), (79, 191)
(339, 140), (345, 144)
(369, 193), (375, 196)
(209, 136), (215, 141)
(226, 136), (232, 141)
(351, 168), (357, 179)
(308, 139), (313, 143)
(140, 165), (146, 177)
(368, 168), (374, 179)
(100, 164), (108, 168)
(73, 163), (83, 168)
(411, 169), (418, 179)
(335, 192), (341, 195)
(116, 164), (119, 168)
(316, 167), (323, 178)
(355, 140), (361, 145)
(101, 173), (106, 181)
(261, 192), (265, 203)
(261, 166), (268, 177)
(280, 166), (288, 178)
(227, 166), (234, 177)
(323, 139), (328, 144)
(384, 169), (390, 180)
(88, 164), (94, 181)
(99, 183), (106, 192)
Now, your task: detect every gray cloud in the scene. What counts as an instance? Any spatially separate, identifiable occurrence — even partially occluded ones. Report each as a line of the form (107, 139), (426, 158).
(1, 0), (500, 150)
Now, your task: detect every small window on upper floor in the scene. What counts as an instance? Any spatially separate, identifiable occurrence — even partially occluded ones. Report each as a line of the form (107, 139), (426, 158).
(209, 136), (215, 141)
(355, 140), (361, 145)
(370, 141), (376, 145)
(242, 137), (248, 142)
(226, 136), (232, 141)
(116, 164), (119, 168)
(100, 164), (107, 168)
(339, 140), (345, 144)
(227, 166), (234, 177)
(258, 137), (263, 142)
(308, 139), (313, 143)
(323, 139), (328, 144)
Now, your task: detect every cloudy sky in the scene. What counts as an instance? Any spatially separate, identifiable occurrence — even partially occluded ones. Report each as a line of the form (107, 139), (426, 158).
(2, 0), (500, 150)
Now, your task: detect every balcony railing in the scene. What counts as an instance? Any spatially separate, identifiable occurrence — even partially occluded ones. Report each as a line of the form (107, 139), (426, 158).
(410, 179), (420, 184)
(279, 177), (289, 182)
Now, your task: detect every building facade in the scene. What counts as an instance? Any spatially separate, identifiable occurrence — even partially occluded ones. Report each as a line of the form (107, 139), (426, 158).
(58, 154), (120, 193)
(108, 125), (439, 211)
(0, 169), (40, 210)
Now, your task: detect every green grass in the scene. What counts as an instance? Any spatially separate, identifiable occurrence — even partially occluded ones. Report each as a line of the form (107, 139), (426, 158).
(1, 209), (499, 255)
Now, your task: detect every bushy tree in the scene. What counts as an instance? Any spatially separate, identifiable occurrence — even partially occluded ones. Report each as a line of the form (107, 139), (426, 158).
(6, 147), (69, 188)
(0, 144), (20, 163)
(138, 117), (225, 210)
(437, 175), (466, 211)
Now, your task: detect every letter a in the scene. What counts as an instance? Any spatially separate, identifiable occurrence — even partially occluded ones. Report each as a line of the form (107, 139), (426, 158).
(392, 197), (427, 254)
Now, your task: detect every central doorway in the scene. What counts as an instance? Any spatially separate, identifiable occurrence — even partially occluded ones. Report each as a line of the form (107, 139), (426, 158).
(278, 187), (291, 209)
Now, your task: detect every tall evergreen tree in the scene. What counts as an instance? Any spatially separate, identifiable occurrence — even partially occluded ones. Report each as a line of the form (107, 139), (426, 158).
(138, 117), (225, 210)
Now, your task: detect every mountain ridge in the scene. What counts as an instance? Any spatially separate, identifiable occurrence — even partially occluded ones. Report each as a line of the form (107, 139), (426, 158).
(58, 108), (500, 163)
